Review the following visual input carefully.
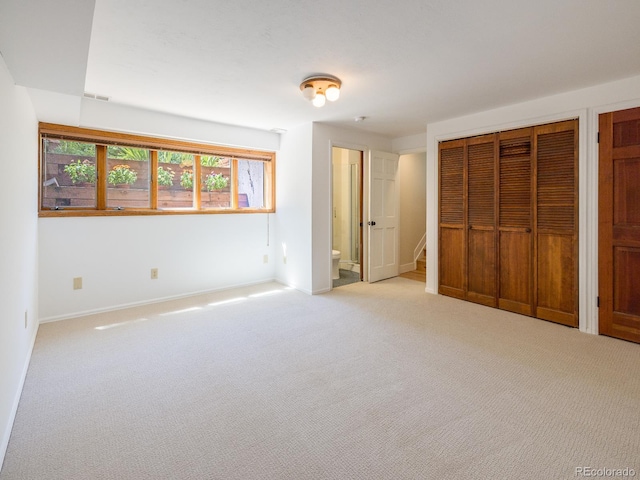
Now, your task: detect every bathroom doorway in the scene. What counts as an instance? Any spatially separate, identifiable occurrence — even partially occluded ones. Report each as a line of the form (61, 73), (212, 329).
(332, 147), (363, 288)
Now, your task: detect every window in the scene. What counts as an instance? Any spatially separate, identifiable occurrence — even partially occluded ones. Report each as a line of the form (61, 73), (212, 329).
(107, 146), (150, 209)
(200, 155), (231, 209)
(157, 150), (196, 209)
(42, 139), (97, 209)
(39, 123), (275, 216)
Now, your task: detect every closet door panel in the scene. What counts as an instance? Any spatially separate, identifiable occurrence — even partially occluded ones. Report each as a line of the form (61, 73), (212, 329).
(498, 231), (532, 315)
(439, 141), (465, 299)
(467, 136), (497, 306)
(468, 229), (495, 305)
(440, 227), (465, 298)
(534, 121), (578, 326)
(536, 233), (576, 325)
(498, 129), (533, 316)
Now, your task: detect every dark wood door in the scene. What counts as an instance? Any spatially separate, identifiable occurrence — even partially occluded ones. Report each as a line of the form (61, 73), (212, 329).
(534, 120), (578, 326)
(599, 107), (640, 343)
(497, 128), (533, 316)
(467, 134), (497, 306)
(439, 140), (466, 299)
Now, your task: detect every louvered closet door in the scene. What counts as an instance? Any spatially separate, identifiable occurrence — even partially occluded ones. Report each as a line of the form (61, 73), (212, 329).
(498, 128), (533, 316)
(439, 140), (465, 299)
(534, 120), (578, 326)
(467, 135), (497, 306)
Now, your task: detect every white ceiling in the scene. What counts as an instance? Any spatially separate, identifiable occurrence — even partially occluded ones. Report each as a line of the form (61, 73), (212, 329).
(2, 0), (640, 138)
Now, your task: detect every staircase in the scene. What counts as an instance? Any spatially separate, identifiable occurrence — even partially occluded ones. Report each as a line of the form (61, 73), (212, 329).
(400, 248), (426, 282)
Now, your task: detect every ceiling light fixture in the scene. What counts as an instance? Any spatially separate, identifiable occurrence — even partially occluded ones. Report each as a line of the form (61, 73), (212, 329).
(299, 75), (341, 108)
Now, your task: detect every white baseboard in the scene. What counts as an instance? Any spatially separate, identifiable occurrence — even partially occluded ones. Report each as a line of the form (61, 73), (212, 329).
(39, 277), (278, 324)
(399, 262), (417, 274)
(1, 322), (39, 472)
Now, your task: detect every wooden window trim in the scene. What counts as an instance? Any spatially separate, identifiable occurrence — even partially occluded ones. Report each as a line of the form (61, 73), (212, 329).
(39, 123), (275, 216)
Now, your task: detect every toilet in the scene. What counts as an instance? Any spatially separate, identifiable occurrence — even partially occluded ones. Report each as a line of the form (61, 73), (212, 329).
(332, 250), (341, 280)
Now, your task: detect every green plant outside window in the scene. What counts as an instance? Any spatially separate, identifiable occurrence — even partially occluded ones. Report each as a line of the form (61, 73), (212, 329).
(157, 166), (175, 186)
(64, 160), (96, 184)
(204, 173), (229, 191)
(180, 170), (193, 189)
(108, 164), (138, 185)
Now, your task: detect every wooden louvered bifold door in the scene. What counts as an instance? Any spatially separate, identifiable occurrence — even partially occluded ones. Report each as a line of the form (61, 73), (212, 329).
(467, 135), (497, 306)
(534, 120), (578, 326)
(439, 140), (465, 299)
(439, 120), (579, 328)
(497, 128), (533, 316)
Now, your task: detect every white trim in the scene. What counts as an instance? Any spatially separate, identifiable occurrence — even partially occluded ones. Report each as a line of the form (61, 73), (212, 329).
(400, 262), (417, 274)
(38, 278), (277, 323)
(329, 142), (368, 288)
(400, 233), (426, 274)
(312, 287), (332, 295)
(413, 232), (426, 263)
(1, 323), (39, 471)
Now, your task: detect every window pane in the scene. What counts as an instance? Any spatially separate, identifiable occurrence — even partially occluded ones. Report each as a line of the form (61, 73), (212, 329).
(238, 159), (265, 208)
(201, 156), (231, 209)
(42, 139), (97, 209)
(158, 151), (194, 209)
(106, 146), (150, 209)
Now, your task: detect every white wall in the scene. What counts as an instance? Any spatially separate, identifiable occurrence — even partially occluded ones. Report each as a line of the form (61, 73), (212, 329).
(312, 124), (392, 293)
(80, 100), (279, 151)
(398, 152), (426, 269)
(39, 214), (276, 320)
(37, 99), (281, 320)
(426, 73), (640, 335)
(0, 56), (39, 469)
(275, 123), (314, 293)
(392, 132), (426, 153)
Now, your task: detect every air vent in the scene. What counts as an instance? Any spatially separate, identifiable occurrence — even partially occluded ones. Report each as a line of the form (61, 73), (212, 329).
(83, 92), (110, 101)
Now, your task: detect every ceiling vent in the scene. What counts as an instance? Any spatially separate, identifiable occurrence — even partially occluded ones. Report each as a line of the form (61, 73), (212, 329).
(83, 92), (110, 101)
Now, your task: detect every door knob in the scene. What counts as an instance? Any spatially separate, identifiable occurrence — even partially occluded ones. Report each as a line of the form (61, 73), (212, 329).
(368, 221), (376, 226)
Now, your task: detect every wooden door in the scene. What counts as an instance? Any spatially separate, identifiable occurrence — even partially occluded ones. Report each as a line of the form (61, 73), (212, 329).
(368, 150), (399, 283)
(534, 120), (578, 326)
(467, 134), (497, 306)
(439, 139), (466, 299)
(599, 107), (640, 343)
(497, 128), (534, 316)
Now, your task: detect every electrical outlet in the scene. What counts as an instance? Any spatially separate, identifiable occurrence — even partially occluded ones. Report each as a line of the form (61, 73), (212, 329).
(283, 256), (287, 264)
(151, 268), (159, 279)
(24, 310), (28, 329)
(73, 277), (82, 290)
(263, 254), (268, 264)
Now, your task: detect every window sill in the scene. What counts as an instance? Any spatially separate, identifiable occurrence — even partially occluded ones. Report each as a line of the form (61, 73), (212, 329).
(38, 208), (275, 218)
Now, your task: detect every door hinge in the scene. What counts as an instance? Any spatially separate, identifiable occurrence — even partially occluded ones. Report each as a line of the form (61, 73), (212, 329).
(597, 296), (600, 307)
(597, 132), (600, 144)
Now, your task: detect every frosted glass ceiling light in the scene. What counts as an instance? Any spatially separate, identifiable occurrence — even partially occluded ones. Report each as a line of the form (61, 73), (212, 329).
(325, 84), (340, 102)
(312, 92), (326, 107)
(302, 85), (316, 101)
(299, 75), (341, 108)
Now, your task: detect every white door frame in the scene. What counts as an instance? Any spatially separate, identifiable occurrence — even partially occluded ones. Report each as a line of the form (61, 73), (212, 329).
(330, 142), (369, 286)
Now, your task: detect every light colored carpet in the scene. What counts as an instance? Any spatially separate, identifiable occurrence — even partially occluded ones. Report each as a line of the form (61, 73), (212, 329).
(1, 278), (639, 480)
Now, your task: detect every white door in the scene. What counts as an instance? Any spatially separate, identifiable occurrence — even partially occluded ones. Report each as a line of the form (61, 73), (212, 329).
(368, 150), (399, 283)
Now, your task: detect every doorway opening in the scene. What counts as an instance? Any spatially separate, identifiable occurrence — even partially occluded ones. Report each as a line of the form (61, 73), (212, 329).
(332, 147), (363, 288)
